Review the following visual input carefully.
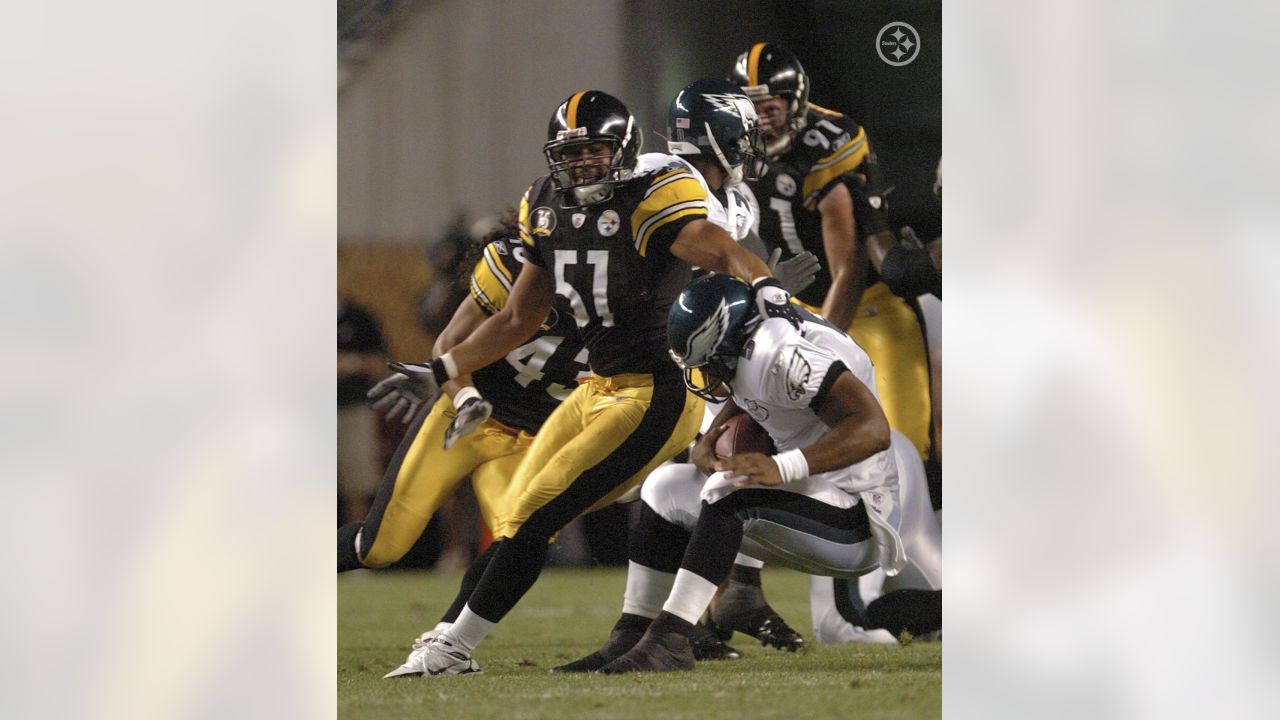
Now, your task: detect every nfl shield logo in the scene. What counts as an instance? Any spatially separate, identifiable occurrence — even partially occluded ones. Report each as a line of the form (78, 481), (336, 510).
(572, 213), (586, 229)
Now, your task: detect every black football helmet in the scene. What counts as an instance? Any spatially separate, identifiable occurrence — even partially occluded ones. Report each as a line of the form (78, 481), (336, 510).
(729, 43), (810, 158)
(543, 90), (642, 206)
(667, 274), (757, 401)
(667, 78), (765, 185)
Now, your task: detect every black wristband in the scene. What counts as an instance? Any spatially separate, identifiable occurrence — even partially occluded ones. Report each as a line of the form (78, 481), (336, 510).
(430, 358), (451, 385)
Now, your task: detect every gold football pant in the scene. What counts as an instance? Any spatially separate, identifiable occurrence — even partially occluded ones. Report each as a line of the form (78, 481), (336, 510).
(798, 281), (932, 459)
(359, 396), (534, 568)
(493, 372), (704, 540)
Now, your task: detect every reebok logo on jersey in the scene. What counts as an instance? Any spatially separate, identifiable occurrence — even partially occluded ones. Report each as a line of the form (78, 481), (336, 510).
(785, 349), (811, 401)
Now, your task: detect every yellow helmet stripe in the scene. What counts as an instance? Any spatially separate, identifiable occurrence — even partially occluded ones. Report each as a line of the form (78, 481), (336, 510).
(566, 91), (587, 129)
(747, 43), (767, 85)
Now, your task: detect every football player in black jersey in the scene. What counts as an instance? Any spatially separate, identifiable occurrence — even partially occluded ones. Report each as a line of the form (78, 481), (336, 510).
(731, 42), (931, 463)
(729, 42), (936, 647)
(373, 90), (795, 676)
(338, 221), (588, 576)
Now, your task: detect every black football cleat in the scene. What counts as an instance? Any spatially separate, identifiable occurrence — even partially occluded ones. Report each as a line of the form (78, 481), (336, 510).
(598, 612), (696, 674)
(551, 613), (650, 673)
(690, 620), (741, 660)
(708, 576), (806, 652)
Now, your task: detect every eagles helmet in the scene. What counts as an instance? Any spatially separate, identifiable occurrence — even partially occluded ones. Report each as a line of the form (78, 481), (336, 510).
(667, 78), (765, 185)
(544, 90), (642, 206)
(729, 43), (810, 158)
(667, 274), (757, 401)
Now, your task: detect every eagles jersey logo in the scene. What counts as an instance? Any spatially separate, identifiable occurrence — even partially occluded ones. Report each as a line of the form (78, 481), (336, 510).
(776, 174), (797, 197)
(532, 207), (557, 236)
(785, 349), (811, 401)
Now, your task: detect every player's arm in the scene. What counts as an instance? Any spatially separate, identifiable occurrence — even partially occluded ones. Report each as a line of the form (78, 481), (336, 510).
(372, 261), (552, 418)
(816, 183), (863, 329)
(690, 400), (747, 475)
(869, 230), (941, 300)
(721, 370), (889, 487)
(442, 260), (553, 378)
(804, 371), (891, 471)
(669, 218), (771, 282)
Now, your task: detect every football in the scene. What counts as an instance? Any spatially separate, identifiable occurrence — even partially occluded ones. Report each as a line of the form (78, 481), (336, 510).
(714, 414), (777, 459)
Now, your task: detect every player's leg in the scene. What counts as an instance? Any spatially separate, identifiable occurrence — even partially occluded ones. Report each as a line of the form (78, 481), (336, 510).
(408, 431), (533, 642)
(848, 282), (932, 460)
(555, 463), (742, 672)
(601, 484), (875, 673)
(339, 398), (493, 571)
(423, 375), (702, 674)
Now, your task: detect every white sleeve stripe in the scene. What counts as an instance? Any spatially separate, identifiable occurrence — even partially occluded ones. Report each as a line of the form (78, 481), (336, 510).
(633, 199), (707, 252)
(810, 136), (866, 173)
(483, 250), (514, 292)
(643, 171), (697, 199)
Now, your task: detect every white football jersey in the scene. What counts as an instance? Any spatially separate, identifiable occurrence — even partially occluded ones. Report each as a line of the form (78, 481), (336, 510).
(730, 315), (896, 495)
(634, 152), (758, 242)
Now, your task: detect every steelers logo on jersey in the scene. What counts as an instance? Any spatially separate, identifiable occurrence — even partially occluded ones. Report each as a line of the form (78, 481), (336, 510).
(597, 209), (621, 237)
(776, 174), (798, 198)
(531, 207), (557, 236)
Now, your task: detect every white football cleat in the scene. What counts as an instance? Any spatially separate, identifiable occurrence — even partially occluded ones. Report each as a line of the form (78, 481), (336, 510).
(421, 638), (481, 676)
(814, 620), (898, 645)
(411, 623), (450, 649)
(383, 640), (435, 679)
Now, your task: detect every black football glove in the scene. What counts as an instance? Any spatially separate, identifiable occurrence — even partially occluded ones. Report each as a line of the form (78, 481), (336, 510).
(766, 247), (820, 296)
(366, 360), (449, 423)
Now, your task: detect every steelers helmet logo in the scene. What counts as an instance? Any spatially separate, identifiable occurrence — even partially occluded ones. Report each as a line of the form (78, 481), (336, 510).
(776, 174), (797, 197)
(531, 207), (557, 236)
(597, 209), (621, 237)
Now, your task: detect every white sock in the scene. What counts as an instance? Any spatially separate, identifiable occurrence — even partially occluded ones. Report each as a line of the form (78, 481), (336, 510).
(662, 569), (719, 625)
(441, 605), (495, 655)
(621, 561), (675, 619)
(734, 553), (764, 569)
(809, 574), (843, 641)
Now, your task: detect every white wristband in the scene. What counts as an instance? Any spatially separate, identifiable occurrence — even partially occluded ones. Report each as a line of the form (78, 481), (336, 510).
(771, 448), (810, 484)
(452, 385), (481, 407)
(439, 352), (460, 380)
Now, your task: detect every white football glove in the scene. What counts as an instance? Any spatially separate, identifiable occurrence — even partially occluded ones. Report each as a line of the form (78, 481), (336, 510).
(443, 394), (493, 449)
(750, 277), (802, 329)
(367, 362), (445, 424)
(767, 247), (820, 295)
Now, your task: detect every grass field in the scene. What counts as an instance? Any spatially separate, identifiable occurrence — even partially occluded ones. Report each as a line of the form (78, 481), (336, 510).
(339, 566), (941, 719)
